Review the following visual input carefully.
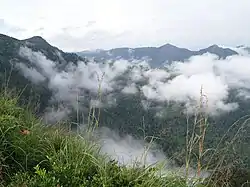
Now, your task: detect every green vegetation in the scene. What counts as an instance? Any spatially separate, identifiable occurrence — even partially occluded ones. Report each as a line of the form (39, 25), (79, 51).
(0, 91), (200, 187)
(0, 89), (249, 186)
(0, 33), (250, 186)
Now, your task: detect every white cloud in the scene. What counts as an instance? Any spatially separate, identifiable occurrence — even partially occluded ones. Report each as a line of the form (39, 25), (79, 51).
(122, 83), (138, 94)
(19, 46), (56, 78)
(17, 45), (250, 115)
(141, 54), (245, 114)
(97, 127), (166, 166)
(1, 0), (250, 51)
(16, 45), (250, 175)
(15, 63), (46, 83)
(44, 104), (71, 123)
(143, 68), (170, 84)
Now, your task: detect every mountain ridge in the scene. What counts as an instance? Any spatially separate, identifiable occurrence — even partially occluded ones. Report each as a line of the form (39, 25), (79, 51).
(0, 33), (250, 185)
(77, 42), (239, 67)
(1, 33), (241, 67)
(0, 33), (87, 112)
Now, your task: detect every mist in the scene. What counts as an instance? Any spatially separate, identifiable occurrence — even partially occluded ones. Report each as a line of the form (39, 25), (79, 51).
(17, 46), (250, 115)
(15, 45), (250, 174)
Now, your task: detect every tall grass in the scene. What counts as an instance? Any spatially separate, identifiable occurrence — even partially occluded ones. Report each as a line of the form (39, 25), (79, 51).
(184, 86), (250, 187)
(0, 91), (193, 187)
(0, 70), (189, 186)
(1, 69), (250, 186)
(70, 74), (250, 187)
(185, 86), (209, 182)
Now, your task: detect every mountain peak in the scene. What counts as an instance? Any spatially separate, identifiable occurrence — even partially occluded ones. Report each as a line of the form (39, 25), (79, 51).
(24, 36), (49, 45)
(197, 44), (238, 58)
(159, 43), (178, 49)
(22, 36), (61, 55)
(207, 44), (220, 49)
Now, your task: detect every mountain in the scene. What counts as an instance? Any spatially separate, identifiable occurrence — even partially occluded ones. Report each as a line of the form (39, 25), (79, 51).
(23, 36), (86, 63)
(0, 33), (87, 112)
(0, 34), (87, 71)
(77, 43), (238, 67)
(0, 33), (250, 185)
(195, 44), (238, 57)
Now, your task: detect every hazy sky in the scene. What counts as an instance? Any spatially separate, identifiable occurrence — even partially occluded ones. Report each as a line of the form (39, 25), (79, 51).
(0, 0), (249, 51)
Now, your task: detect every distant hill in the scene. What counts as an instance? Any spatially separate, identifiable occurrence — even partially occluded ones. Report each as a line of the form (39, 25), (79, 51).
(0, 33), (250, 180)
(0, 33), (87, 112)
(77, 43), (238, 67)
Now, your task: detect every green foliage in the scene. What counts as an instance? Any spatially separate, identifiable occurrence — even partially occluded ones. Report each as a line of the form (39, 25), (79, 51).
(0, 92), (199, 187)
(0, 33), (249, 186)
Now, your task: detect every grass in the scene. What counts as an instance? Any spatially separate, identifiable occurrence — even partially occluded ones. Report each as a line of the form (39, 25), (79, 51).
(0, 91), (198, 187)
(183, 86), (250, 187)
(0, 79), (249, 186)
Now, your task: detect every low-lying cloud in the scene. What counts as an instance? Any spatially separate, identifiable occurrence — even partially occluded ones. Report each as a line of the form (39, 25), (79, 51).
(80, 125), (209, 180)
(96, 127), (166, 166)
(14, 45), (250, 177)
(16, 46), (250, 117)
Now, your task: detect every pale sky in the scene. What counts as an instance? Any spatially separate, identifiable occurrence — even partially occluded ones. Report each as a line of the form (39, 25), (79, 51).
(0, 0), (250, 51)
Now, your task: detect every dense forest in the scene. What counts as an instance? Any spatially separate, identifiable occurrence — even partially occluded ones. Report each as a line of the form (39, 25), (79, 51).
(1, 33), (250, 186)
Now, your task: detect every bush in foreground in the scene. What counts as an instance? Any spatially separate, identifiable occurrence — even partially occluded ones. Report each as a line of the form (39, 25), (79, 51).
(0, 93), (196, 187)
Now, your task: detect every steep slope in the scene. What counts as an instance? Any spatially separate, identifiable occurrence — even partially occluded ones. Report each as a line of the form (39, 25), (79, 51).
(1, 94), (191, 187)
(0, 33), (87, 112)
(0, 33), (250, 181)
(23, 36), (85, 63)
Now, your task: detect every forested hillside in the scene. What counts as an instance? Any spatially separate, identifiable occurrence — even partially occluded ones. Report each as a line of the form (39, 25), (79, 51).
(0, 33), (250, 186)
